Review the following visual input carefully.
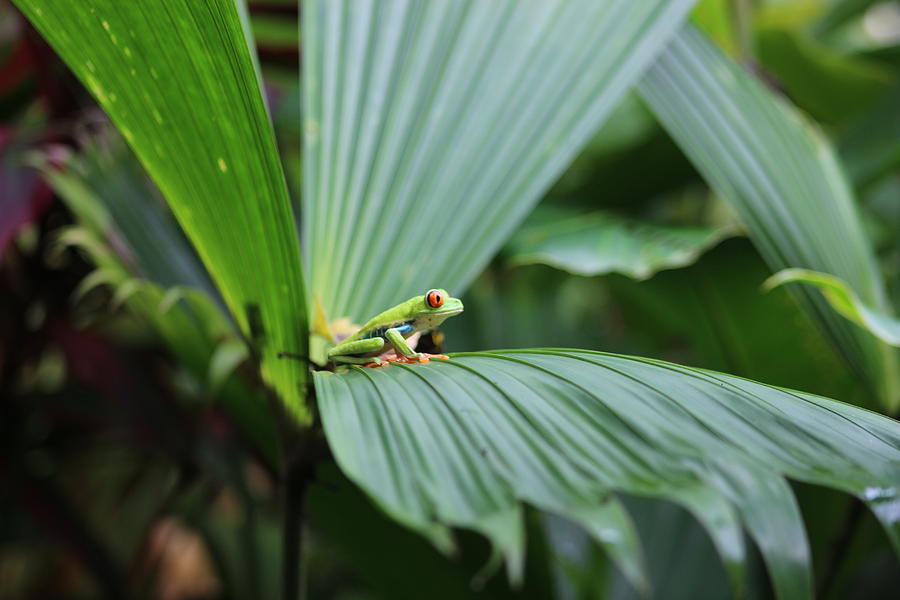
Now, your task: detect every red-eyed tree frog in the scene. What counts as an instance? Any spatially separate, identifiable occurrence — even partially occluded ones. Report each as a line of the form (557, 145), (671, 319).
(327, 289), (464, 367)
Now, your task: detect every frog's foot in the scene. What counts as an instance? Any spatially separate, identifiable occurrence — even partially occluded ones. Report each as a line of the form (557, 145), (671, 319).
(374, 354), (419, 365)
(397, 353), (450, 364)
(365, 353), (450, 367)
(362, 355), (414, 367)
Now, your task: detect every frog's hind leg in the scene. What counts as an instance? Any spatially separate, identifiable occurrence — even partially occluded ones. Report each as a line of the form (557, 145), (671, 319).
(329, 337), (385, 365)
(334, 355), (386, 366)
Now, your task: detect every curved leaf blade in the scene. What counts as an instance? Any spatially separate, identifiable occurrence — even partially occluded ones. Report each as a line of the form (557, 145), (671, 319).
(316, 350), (900, 598)
(766, 269), (900, 346)
(14, 0), (311, 421)
(302, 0), (698, 323)
(638, 26), (899, 410)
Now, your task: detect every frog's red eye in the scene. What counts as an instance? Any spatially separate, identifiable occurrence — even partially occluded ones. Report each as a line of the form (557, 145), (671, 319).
(426, 289), (444, 308)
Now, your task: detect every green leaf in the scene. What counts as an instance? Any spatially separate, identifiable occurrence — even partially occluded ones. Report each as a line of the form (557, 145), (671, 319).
(765, 269), (900, 347)
(638, 26), (900, 411)
(316, 351), (900, 599)
(302, 0), (699, 323)
(14, 0), (311, 422)
(504, 209), (738, 280)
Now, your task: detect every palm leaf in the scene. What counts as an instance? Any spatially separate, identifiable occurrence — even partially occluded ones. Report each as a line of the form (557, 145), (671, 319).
(13, 0), (311, 422)
(638, 26), (899, 411)
(302, 0), (699, 323)
(316, 351), (900, 599)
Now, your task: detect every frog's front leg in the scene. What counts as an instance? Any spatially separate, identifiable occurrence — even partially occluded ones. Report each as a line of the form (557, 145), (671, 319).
(384, 327), (420, 359)
(384, 328), (451, 363)
(328, 337), (385, 365)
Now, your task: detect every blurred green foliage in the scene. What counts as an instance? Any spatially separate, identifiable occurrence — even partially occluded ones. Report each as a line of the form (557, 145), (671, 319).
(2, 0), (900, 599)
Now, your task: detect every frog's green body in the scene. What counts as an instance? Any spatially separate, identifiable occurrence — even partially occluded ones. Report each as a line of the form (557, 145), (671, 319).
(327, 289), (463, 366)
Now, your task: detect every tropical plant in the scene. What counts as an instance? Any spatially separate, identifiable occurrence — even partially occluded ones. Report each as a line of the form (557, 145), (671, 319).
(5, 0), (900, 599)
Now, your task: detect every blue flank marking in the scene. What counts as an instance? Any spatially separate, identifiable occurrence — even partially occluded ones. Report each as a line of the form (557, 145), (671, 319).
(363, 321), (414, 340)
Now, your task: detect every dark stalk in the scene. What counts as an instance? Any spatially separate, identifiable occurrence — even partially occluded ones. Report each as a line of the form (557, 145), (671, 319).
(282, 431), (315, 600)
(262, 332), (318, 600)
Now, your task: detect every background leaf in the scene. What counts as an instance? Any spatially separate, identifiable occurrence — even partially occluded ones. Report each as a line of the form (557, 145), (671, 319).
(316, 351), (900, 599)
(13, 0), (311, 422)
(302, 0), (699, 323)
(504, 207), (738, 280)
(37, 129), (278, 464)
(638, 25), (900, 411)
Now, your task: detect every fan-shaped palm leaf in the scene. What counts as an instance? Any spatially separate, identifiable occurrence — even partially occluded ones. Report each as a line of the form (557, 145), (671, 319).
(639, 26), (899, 410)
(317, 351), (900, 598)
(302, 0), (698, 322)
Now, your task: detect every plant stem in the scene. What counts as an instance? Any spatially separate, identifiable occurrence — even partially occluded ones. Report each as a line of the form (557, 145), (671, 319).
(282, 430), (315, 600)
